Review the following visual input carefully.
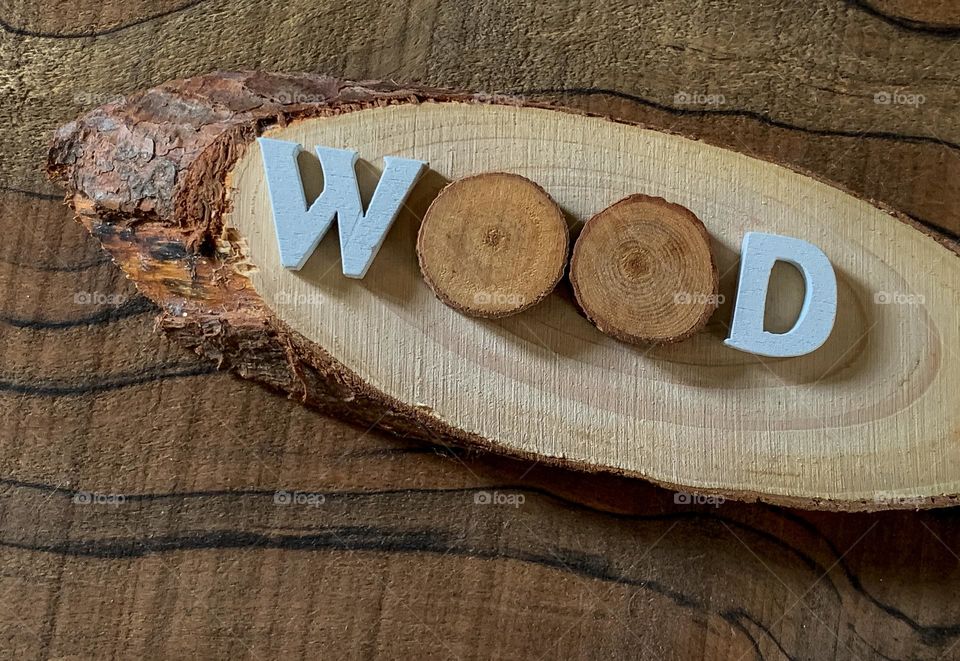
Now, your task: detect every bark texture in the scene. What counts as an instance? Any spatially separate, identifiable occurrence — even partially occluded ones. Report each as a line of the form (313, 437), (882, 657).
(45, 71), (547, 463)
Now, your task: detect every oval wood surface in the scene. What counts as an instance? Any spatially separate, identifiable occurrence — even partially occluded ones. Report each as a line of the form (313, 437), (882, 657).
(225, 101), (960, 507)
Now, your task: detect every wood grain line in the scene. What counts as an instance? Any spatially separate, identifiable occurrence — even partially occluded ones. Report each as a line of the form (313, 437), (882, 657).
(1, 0), (956, 41)
(0, 295), (153, 329)
(0, 254), (112, 272)
(846, 0), (960, 35)
(0, 362), (216, 396)
(525, 87), (960, 154)
(0, 0), (207, 39)
(2, 481), (959, 654)
(0, 186), (60, 201)
(768, 505), (960, 644)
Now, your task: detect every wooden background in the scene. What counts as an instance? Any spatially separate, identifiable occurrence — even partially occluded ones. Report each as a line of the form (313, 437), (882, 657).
(1, 0), (959, 658)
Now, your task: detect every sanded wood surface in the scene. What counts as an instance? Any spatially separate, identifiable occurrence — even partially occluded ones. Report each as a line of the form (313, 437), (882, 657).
(216, 98), (958, 508)
(3, 0), (960, 659)
(569, 194), (719, 344)
(418, 172), (569, 318)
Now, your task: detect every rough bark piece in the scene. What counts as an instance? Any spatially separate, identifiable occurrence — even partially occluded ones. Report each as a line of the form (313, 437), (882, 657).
(569, 194), (718, 344)
(45, 71), (960, 511)
(416, 172), (569, 318)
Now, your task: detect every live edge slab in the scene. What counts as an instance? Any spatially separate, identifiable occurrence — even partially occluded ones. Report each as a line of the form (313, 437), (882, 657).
(46, 71), (960, 511)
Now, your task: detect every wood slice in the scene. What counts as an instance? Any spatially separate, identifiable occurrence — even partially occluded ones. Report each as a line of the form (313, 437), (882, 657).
(46, 72), (960, 511)
(417, 172), (569, 318)
(569, 194), (718, 343)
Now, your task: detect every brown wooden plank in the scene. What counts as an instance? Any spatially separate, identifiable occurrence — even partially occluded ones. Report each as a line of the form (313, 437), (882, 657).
(2, 0), (960, 658)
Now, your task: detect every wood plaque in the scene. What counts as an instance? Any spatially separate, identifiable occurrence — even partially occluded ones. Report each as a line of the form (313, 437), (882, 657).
(47, 71), (960, 510)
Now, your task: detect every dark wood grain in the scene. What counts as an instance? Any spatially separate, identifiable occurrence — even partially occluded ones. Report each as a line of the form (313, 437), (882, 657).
(2, 0), (960, 658)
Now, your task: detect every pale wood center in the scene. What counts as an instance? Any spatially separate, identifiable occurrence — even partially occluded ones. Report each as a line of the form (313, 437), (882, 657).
(226, 101), (960, 504)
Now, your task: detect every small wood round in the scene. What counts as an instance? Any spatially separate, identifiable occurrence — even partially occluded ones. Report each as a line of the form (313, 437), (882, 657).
(569, 194), (719, 344)
(416, 172), (569, 318)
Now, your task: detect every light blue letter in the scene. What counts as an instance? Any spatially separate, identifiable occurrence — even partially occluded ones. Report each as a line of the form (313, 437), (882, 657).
(258, 138), (426, 278)
(725, 232), (837, 357)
